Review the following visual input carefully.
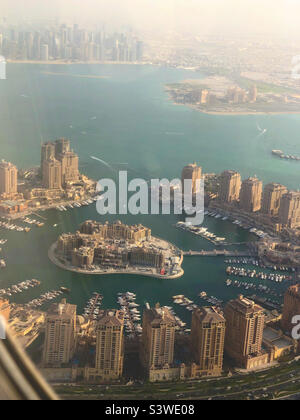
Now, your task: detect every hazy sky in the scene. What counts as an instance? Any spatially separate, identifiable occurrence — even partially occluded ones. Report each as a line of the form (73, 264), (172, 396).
(1, 0), (300, 38)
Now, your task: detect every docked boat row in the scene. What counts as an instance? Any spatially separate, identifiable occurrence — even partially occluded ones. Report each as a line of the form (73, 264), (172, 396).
(117, 292), (142, 337)
(23, 217), (44, 227)
(83, 292), (103, 320)
(204, 210), (268, 238)
(198, 291), (223, 307)
(0, 239), (7, 245)
(56, 196), (102, 212)
(0, 220), (31, 233)
(225, 279), (282, 298)
(205, 211), (228, 221)
(0, 279), (41, 297)
(176, 222), (226, 245)
(172, 295), (199, 312)
(226, 266), (292, 283)
(0, 259), (6, 269)
(25, 290), (63, 308)
(224, 257), (294, 272)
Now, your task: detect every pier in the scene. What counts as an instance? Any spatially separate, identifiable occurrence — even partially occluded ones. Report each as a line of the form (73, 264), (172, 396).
(183, 249), (253, 257)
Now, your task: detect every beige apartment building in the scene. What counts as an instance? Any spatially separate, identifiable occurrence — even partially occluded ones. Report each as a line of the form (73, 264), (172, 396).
(181, 163), (202, 196)
(239, 177), (263, 213)
(191, 307), (226, 376)
(42, 157), (62, 190)
(79, 220), (152, 243)
(218, 170), (241, 204)
(279, 191), (300, 229)
(140, 304), (176, 371)
(261, 183), (288, 216)
(41, 138), (79, 189)
(57, 151), (79, 184)
(224, 295), (267, 369)
(41, 142), (55, 167)
(281, 284), (300, 335)
(0, 160), (18, 195)
(84, 310), (124, 383)
(42, 299), (77, 367)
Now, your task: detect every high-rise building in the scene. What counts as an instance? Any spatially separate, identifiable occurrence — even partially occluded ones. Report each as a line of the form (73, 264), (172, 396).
(181, 163), (202, 196)
(42, 299), (77, 366)
(200, 89), (209, 104)
(57, 151), (79, 184)
(0, 298), (10, 322)
(55, 138), (71, 156)
(0, 160), (18, 195)
(136, 41), (144, 61)
(41, 142), (55, 168)
(140, 303), (176, 370)
(262, 183), (288, 216)
(94, 310), (124, 381)
(278, 191), (300, 229)
(219, 170), (241, 204)
(239, 177), (263, 213)
(281, 284), (300, 335)
(191, 307), (226, 376)
(40, 44), (49, 61)
(42, 157), (62, 189)
(224, 295), (265, 368)
(249, 85), (257, 102)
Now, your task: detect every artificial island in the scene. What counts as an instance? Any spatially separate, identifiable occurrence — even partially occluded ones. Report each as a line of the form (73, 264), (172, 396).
(49, 220), (184, 279)
(165, 75), (300, 115)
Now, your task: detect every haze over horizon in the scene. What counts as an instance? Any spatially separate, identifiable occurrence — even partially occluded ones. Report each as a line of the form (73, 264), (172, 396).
(1, 0), (300, 39)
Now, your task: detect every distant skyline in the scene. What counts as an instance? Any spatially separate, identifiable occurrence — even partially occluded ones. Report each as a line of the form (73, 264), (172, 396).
(1, 0), (300, 39)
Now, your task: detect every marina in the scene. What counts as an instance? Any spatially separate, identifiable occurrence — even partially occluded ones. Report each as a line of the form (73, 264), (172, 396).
(0, 220), (31, 233)
(172, 294), (199, 312)
(176, 221), (227, 245)
(204, 211), (268, 239)
(82, 293), (103, 320)
(55, 196), (101, 212)
(117, 292), (142, 337)
(224, 257), (294, 272)
(198, 291), (223, 307)
(25, 289), (64, 308)
(225, 266), (293, 283)
(0, 279), (41, 297)
(225, 279), (282, 299)
(0, 63), (299, 331)
(23, 217), (44, 227)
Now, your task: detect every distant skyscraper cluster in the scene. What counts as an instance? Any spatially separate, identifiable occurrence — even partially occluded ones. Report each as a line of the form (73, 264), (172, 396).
(0, 24), (144, 63)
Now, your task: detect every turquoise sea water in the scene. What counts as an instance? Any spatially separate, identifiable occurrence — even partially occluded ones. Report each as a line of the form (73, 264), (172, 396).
(0, 63), (299, 324)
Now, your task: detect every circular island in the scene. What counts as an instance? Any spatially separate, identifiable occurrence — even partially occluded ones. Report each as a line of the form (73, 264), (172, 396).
(49, 220), (184, 279)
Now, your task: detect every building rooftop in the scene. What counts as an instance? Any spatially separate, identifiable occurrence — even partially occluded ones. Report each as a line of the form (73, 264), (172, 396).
(194, 306), (225, 324)
(97, 310), (124, 327)
(47, 299), (76, 318)
(146, 304), (176, 326)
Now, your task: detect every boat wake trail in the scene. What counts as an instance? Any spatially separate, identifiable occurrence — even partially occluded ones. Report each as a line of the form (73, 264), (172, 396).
(90, 156), (115, 172)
